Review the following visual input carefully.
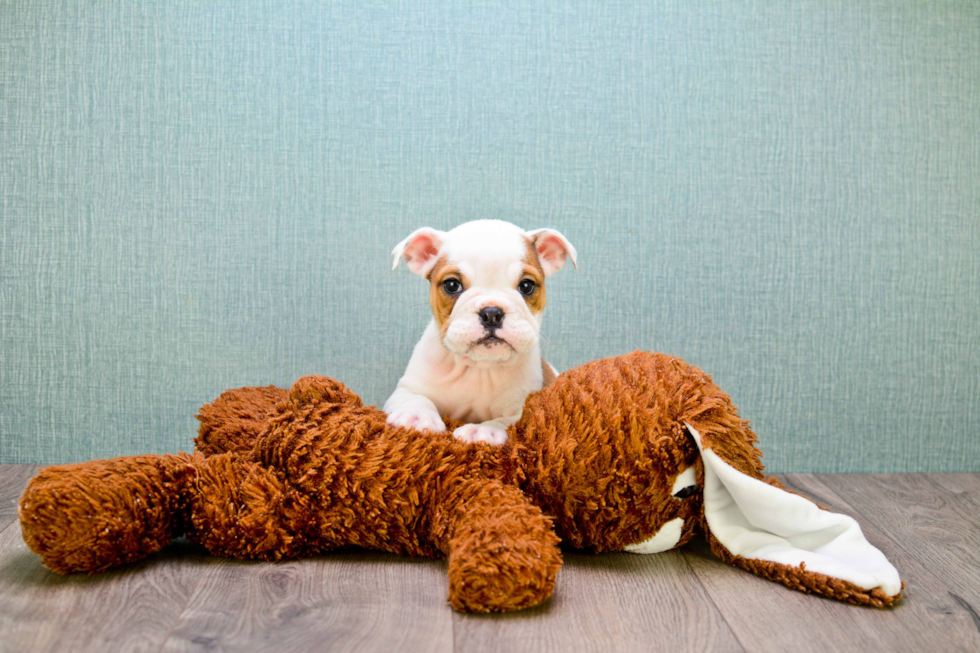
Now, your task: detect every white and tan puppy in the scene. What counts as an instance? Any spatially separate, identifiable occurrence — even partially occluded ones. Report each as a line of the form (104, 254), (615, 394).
(385, 220), (576, 445)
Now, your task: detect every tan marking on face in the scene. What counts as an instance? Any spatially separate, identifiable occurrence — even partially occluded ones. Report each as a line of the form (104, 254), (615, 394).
(541, 358), (557, 387)
(427, 256), (465, 334)
(521, 237), (548, 315)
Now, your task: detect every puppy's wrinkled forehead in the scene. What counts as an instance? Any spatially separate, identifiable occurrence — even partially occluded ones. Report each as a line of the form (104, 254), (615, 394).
(442, 220), (532, 286)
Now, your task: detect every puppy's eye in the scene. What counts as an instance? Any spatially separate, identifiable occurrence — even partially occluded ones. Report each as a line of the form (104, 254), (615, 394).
(441, 278), (463, 296)
(517, 279), (537, 296)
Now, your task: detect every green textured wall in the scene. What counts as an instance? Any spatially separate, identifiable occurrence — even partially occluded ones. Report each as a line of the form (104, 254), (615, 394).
(2, 1), (978, 471)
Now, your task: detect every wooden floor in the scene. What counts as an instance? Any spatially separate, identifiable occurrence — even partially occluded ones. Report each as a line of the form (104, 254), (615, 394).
(1, 466), (978, 653)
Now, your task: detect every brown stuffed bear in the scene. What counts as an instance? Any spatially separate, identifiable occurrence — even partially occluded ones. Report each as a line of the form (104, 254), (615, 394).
(18, 351), (901, 612)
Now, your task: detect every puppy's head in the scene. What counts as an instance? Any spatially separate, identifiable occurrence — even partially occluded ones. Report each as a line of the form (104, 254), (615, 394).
(392, 220), (576, 365)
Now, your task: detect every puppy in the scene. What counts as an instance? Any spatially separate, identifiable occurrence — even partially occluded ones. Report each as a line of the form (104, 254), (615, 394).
(385, 220), (576, 445)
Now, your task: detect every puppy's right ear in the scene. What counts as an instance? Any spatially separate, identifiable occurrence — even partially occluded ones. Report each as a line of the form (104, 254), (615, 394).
(391, 227), (446, 277)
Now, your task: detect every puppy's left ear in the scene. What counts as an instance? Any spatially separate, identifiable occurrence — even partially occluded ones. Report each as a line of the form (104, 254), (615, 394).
(527, 228), (577, 276)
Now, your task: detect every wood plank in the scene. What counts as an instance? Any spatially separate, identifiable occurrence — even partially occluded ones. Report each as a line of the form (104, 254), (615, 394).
(453, 550), (743, 653)
(0, 465), (38, 529)
(820, 473), (980, 631)
(0, 464), (208, 653)
(678, 473), (978, 653)
(924, 473), (980, 503)
(160, 552), (454, 653)
(780, 474), (980, 650)
(0, 525), (209, 653)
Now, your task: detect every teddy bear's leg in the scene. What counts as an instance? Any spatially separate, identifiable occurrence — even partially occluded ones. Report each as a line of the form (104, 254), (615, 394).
(195, 385), (288, 457)
(194, 376), (362, 459)
(432, 478), (563, 613)
(184, 452), (317, 561)
(19, 453), (196, 574)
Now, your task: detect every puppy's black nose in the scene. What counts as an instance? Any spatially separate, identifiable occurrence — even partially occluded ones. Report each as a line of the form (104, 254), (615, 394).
(478, 306), (505, 328)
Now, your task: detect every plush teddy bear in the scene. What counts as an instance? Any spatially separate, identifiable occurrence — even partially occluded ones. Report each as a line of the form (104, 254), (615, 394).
(18, 351), (901, 612)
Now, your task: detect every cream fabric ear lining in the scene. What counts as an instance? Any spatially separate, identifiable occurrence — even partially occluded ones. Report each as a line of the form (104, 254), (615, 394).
(687, 423), (901, 597)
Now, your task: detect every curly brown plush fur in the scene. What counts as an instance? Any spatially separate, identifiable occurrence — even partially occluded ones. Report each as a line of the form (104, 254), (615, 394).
(18, 352), (900, 612)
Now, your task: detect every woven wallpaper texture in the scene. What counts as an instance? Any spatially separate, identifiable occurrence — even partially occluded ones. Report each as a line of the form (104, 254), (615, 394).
(2, 1), (978, 471)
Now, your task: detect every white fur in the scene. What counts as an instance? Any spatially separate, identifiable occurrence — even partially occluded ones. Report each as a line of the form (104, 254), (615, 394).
(386, 220), (575, 445)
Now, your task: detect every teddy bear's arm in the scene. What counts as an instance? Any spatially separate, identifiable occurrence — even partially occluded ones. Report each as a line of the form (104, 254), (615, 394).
(429, 477), (562, 613)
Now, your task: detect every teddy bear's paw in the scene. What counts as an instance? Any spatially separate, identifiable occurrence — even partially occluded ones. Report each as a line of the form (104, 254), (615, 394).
(18, 454), (190, 574)
(445, 480), (562, 612)
(386, 408), (446, 433)
(452, 423), (508, 446)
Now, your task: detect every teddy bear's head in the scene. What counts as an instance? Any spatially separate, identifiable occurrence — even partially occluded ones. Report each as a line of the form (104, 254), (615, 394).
(510, 351), (902, 607)
(512, 352), (717, 553)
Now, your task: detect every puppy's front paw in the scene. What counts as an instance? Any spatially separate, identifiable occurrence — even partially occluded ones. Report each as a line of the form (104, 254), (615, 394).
(386, 409), (446, 433)
(453, 423), (509, 446)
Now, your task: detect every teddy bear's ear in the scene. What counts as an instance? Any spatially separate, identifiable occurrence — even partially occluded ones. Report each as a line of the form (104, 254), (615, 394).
(686, 423), (902, 607)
